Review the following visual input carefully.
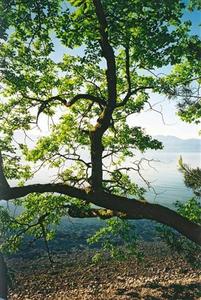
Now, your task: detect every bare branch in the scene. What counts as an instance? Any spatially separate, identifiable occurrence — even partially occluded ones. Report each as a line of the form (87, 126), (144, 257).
(146, 100), (166, 125)
(116, 86), (154, 107)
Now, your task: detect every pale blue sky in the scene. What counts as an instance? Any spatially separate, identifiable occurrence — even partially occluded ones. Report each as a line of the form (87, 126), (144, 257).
(127, 96), (200, 139)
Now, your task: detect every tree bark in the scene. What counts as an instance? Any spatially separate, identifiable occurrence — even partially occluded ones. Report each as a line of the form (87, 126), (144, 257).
(0, 253), (8, 300)
(90, 130), (104, 190)
(0, 153), (9, 195)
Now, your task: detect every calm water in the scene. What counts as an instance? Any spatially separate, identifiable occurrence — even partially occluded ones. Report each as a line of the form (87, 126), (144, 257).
(139, 151), (200, 208)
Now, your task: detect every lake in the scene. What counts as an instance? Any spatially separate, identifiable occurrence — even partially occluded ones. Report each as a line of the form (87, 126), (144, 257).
(140, 151), (200, 208)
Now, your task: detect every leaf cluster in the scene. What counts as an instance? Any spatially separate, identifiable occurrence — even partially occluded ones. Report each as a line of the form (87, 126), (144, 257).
(87, 217), (142, 263)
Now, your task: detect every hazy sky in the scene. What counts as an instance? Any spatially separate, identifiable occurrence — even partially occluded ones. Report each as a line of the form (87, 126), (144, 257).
(48, 4), (201, 139)
(127, 96), (200, 139)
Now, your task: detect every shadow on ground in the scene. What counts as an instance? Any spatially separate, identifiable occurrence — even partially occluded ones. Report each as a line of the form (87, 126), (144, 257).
(116, 282), (200, 299)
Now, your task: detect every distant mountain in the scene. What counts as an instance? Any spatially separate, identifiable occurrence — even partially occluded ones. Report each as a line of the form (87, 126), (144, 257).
(154, 135), (200, 153)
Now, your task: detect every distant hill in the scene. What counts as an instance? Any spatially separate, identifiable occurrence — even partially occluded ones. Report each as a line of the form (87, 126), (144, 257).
(154, 135), (200, 153)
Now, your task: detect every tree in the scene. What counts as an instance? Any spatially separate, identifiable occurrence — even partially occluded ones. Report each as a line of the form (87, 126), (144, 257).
(0, 0), (201, 255)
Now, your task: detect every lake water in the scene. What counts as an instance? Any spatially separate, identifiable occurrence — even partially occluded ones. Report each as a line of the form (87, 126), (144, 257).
(139, 151), (200, 208)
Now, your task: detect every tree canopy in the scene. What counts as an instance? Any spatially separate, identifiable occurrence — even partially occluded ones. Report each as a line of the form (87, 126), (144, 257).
(0, 0), (201, 251)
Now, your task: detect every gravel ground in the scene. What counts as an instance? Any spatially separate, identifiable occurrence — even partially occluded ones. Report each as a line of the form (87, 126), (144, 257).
(7, 242), (201, 300)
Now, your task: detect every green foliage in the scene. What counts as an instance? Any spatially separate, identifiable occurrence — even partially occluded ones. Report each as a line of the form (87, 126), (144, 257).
(178, 100), (201, 124)
(175, 197), (201, 225)
(0, 194), (90, 253)
(0, 138), (32, 181)
(0, 206), (12, 239)
(178, 157), (201, 197)
(87, 217), (142, 263)
(188, 0), (201, 11)
(157, 198), (201, 267)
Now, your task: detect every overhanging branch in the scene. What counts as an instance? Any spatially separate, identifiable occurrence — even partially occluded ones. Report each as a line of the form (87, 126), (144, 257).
(1, 183), (201, 245)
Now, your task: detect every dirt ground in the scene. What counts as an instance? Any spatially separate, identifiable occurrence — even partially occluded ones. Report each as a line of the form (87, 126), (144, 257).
(8, 242), (201, 300)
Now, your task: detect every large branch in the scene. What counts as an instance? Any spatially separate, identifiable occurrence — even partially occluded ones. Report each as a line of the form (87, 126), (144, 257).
(22, 93), (105, 121)
(66, 93), (106, 107)
(1, 184), (201, 245)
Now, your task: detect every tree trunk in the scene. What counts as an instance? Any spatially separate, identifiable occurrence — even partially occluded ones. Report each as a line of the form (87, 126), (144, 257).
(90, 130), (104, 190)
(0, 253), (8, 300)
